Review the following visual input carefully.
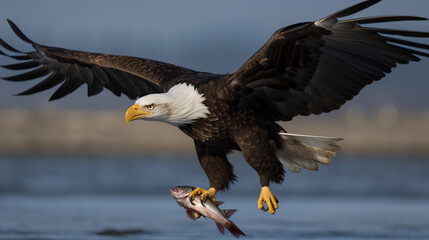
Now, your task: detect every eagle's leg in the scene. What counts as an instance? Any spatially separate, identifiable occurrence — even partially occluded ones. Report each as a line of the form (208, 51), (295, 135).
(258, 186), (278, 214)
(233, 128), (284, 215)
(191, 140), (236, 202)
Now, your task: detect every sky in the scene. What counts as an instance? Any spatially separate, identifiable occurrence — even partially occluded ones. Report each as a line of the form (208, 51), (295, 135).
(0, 0), (428, 112)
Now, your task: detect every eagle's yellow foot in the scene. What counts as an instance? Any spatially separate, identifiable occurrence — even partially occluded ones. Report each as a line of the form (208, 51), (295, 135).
(258, 186), (279, 214)
(189, 187), (217, 202)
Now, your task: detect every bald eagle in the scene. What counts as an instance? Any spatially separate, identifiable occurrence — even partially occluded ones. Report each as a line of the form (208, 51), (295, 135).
(1, 0), (428, 215)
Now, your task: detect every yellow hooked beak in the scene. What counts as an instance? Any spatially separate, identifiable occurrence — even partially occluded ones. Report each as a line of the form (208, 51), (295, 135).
(125, 104), (152, 123)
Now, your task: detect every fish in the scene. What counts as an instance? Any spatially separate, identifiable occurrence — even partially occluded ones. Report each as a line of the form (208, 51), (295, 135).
(170, 186), (246, 239)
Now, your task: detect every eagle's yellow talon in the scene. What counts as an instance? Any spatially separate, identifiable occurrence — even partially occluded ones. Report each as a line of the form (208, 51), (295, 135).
(189, 187), (217, 202)
(194, 212), (201, 219)
(258, 186), (278, 214)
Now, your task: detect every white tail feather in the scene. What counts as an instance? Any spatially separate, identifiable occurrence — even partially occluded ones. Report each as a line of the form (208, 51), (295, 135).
(277, 133), (343, 173)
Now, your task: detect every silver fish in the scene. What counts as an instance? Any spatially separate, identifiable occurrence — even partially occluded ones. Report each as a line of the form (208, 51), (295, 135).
(170, 186), (245, 239)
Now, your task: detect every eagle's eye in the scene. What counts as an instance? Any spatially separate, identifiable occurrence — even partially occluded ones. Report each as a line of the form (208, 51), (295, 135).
(147, 104), (155, 110)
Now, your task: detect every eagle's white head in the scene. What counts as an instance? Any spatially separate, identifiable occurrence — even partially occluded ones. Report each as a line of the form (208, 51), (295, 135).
(125, 83), (210, 126)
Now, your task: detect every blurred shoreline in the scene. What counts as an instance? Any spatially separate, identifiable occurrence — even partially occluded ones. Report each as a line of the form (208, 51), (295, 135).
(1, 109), (429, 156)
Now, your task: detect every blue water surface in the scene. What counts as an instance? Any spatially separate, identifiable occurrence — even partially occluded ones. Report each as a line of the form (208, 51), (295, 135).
(0, 154), (428, 240)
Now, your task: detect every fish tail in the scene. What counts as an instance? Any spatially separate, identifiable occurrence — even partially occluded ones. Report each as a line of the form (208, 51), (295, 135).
(226, 221), (245, 239)
(216, 222), (225, 235)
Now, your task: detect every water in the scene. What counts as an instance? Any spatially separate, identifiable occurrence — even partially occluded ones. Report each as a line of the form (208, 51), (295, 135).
(1, 154), (429, 239)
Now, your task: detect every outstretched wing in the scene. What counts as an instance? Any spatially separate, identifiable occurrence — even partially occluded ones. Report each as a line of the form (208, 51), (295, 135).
(0, 19), (195, 101)
(219, 0), (429, 121)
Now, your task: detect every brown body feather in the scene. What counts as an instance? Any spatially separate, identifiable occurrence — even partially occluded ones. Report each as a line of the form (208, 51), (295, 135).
(179, 82), (285, 189)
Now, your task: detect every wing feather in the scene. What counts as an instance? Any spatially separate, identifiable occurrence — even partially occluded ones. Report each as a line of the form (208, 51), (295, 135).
(320, 0), (381, 20)
(1, 20), (196, 100)
(342, 16), (427, 24)
(0, 49), (31, 60)
(222, 0), (428, 121)
(0, 37), (23, 53)
(3, 66), (52, 82)
(15, 72), (65, 96)
(2, 61), (40, 70)
(50, 77), (84, 101)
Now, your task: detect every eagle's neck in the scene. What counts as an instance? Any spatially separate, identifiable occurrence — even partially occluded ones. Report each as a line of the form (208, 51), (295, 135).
(162, 83), (210, 126)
